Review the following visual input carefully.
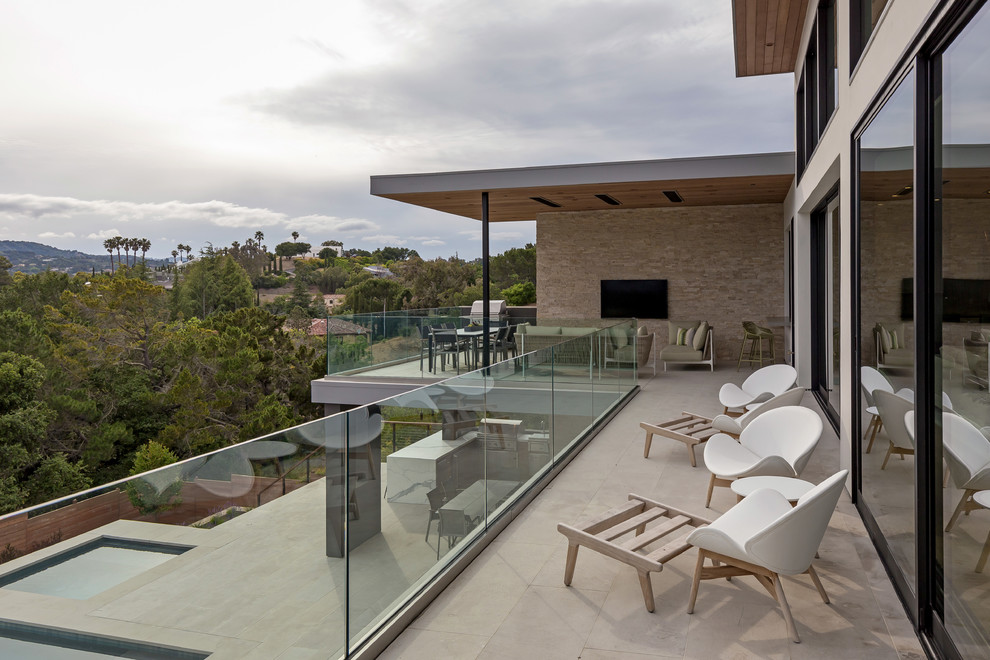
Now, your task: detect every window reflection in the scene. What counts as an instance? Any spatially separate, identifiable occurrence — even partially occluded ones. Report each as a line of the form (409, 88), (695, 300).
(859, 73), (916, 591)
(937, 4), (990, 652)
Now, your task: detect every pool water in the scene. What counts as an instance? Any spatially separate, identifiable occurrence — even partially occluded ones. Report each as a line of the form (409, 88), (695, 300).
(0, 537), (190, 600)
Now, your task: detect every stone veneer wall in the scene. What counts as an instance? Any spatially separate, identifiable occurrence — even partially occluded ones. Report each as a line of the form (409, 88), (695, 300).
(536, 204), (786, 363)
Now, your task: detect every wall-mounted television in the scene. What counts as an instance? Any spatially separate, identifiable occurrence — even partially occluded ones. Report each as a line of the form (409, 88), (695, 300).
(600, 279), (668, 319)
(901, 277), (990, 323)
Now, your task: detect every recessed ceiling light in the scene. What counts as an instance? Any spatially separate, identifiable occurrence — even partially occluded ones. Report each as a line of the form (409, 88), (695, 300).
(662, 190), (683, 203)
(530, 196), (561, 208)
(595, 194), (621, 206)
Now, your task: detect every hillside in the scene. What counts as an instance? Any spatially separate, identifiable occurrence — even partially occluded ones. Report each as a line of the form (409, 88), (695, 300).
(0, 240), (169, 275)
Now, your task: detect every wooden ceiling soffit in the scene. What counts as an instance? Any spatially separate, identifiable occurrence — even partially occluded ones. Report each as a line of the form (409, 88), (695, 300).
(732, 0), (809, 77)
(376, 174), (794, 223)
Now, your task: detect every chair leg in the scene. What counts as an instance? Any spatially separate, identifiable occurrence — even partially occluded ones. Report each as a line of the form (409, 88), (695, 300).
(772, 574), (801, 643)
(643, 431), (654, 458)
(806, 565), (830, 603)
(977, 529), (990, 573)
(705, 473), (716, 508)
(866, 418), (882, 454)
(881, 442), (895, 470)
(563, 543), (579, 586)
(637, 570), (656, 613)
(687, 550), (706, 614)
(947, 489), (976, 532)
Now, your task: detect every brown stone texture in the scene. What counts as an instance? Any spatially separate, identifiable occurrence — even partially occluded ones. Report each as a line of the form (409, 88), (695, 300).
(535, 204), (786, 362)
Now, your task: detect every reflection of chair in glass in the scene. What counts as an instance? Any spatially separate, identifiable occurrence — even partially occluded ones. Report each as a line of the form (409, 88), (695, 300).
(873, 390), (915, 469)
(929, 412), (990, 531)
(439, 507), (479, 552)
(687, 470), (848, 644)
(425, 486), (448, 558)
(703, 406), (822, 507)
(964, 336), (989, 388)
(737, 321), (775, 370)
(718, 364), (796, 415)
(861, 366), (913, 453)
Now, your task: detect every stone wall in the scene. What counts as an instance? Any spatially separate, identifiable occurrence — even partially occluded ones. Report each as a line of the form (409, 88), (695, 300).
(536, 204), (786, 363)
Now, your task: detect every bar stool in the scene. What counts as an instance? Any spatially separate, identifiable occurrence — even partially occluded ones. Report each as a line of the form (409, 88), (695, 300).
(737, 321), (775, 370)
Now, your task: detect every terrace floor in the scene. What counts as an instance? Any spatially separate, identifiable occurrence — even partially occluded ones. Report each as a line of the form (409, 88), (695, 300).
(0, 364), (926, 659)
(379, 367), (926, 660)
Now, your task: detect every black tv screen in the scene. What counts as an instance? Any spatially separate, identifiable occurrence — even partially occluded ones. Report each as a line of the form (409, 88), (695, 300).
(600, 279), (668, 319)
(901, 277), (990, 323)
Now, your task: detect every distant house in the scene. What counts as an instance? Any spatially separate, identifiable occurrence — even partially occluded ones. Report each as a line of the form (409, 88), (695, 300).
(362, 265), (394, 278)
(308, 317), (367, 337)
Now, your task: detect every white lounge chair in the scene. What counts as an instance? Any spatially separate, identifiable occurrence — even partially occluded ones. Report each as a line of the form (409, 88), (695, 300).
(703, 406), (822, 507)
(718, 364), (797, 414)
(687, 469), (848, 643)
(710, 387), (806, 436)
(873, 390), (915, 469)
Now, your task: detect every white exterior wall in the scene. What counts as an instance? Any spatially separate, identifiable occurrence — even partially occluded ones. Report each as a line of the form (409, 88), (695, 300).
(783, 0), (941, 477)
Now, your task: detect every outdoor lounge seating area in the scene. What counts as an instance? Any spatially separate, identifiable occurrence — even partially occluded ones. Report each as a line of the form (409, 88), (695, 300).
(379, 369), (922, 659)
(658, 320), (714, 372)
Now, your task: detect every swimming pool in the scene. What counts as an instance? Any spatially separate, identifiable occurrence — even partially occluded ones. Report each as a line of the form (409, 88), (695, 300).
(0, 537), (192, 600)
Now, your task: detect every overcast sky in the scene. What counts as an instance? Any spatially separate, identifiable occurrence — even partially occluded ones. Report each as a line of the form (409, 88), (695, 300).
(0, 0), (793, 260)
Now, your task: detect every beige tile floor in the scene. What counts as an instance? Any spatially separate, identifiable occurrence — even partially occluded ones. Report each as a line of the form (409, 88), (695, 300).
(380, 366), (926, 660)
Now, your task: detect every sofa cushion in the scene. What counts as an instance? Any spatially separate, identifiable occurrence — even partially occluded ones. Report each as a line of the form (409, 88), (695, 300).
(668, 320), (700, 344)
(637, 325), (649, 336)
(659, 344), (703, 361)
(885, 348), (913, 366)
(525, 326), (561, 336)
(693, 321), (709, 351)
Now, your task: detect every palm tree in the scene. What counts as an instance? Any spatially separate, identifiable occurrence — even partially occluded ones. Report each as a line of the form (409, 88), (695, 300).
(291, 231), (299, 241)
(171, 249), (179, 268)
(255, 230), (264, 244)
(139, 238), (151, 264)
(103, 238), (115, 274)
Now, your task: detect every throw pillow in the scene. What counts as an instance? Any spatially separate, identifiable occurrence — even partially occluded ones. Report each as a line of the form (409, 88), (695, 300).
(890, 328), (900, 350)
(693, 321), (709, 351)
(685, 327), (697, 348)
(611, 325), (629, 348)
(877, 324), (892, 353)
(676, 327), (689, 345)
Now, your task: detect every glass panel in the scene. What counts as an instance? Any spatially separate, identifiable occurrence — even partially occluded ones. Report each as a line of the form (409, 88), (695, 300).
(827, 196), (842, 412)
(858, 73), (916, 591)
(937, 4), (990, 651)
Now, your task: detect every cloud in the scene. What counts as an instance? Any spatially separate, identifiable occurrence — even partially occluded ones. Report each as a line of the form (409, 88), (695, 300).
(290, 214), (380, 234)
(86, 229), (122, 239)
(38, 231), (76, 239)
(421, 239), (446, 246)
(361, 234), (405, 245)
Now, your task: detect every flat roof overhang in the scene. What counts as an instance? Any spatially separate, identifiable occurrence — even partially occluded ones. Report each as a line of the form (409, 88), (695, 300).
(371, 152), (795, 223)
(731, 0), (810, 77)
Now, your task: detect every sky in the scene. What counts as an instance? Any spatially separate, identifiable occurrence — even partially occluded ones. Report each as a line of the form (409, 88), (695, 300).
(0, 0), (794, 261)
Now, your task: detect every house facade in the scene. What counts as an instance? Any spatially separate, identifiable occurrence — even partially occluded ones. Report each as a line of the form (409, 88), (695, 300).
(744, 1), (990, 657)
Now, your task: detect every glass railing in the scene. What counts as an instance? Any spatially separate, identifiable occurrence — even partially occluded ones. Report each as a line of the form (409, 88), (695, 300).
(0, 323), (640, 659)
(321, 311), (638, 381)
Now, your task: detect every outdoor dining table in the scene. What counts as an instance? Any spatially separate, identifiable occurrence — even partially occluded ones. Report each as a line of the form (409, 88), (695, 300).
(456, 327), (501, 369)
(440, 478), (519, 540)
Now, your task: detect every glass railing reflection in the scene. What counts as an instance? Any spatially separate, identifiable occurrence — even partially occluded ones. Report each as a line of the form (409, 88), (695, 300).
(0, 322), (639, 660)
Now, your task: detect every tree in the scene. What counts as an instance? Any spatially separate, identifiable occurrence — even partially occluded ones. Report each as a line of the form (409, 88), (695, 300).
(0, 352), (56, 513)
(371, 246), (418, 263)
(139, 238), (151, 264)
(501, 281), (536, 305)
(125, 441), (182, 518)
(104, 239), (116, 274)
(173, 254), (254, 319)
(342, 278), (411, 313)
(490, 243), (536, 293)
(316, 265), (349, 294)
(26, 454), (90, 506)
(393, 257), (477, 308)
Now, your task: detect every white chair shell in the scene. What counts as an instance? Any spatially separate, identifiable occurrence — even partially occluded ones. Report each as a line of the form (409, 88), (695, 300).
(718, 364), (797, 412)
